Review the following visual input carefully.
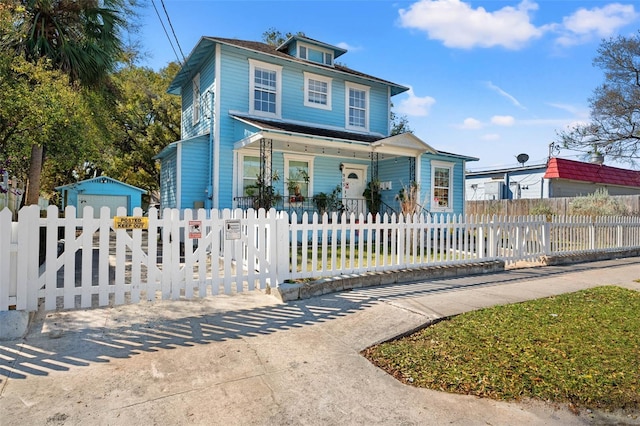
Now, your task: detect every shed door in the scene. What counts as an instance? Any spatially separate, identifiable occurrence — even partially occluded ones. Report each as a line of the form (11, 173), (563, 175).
(78, 194), (128, 218)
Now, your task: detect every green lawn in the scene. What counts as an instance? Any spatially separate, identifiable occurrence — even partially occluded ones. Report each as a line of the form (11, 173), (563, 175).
(363, 286), (640, 412)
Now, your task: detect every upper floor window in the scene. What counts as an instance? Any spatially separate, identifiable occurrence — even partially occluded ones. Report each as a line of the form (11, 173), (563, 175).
(304, 72), (332, 110)
(345, 82), (369, 131)
(249, 59), (282, 118)
(192, 73), (200, 125)
(431, 160), (454, 212)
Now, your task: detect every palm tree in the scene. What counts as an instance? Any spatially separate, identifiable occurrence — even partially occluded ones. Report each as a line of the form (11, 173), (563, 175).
(8, 0), (133, 204)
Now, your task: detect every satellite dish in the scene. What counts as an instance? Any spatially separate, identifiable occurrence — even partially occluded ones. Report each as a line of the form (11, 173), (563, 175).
(516, 153), (529, 166)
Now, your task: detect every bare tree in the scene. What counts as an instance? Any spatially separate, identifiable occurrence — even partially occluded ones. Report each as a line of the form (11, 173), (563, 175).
(558, 32), (640, 164)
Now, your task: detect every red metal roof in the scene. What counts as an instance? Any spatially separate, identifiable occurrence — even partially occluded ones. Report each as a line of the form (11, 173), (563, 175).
(544, 157), (640, 188)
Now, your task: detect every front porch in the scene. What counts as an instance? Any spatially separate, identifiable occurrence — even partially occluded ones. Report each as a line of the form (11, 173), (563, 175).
(231, 115), (436, 219)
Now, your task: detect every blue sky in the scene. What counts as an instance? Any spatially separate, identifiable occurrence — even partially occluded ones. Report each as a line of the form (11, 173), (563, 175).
(137, 0), (640, 170)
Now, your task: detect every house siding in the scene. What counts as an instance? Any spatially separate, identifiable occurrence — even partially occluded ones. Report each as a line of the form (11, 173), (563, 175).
(179, 139), (209, 209)
(160, 150), (178, 209)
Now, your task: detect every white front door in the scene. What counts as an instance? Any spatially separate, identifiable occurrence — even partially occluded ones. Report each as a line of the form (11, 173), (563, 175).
(342, 165), (367, 216)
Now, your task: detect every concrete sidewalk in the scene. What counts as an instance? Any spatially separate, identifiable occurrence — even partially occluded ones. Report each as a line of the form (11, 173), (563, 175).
(1, 258), (639, 425)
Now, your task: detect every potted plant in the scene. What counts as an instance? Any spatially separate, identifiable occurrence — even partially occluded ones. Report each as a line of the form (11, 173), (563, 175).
(313, 185), (344, 216)
(363, 179), (382, 216)
(396, 181), (419, 216)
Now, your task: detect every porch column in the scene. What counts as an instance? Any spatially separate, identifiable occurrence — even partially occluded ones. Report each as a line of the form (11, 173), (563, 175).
(259, 138), (273, 204)
(409, 157), (416, 183)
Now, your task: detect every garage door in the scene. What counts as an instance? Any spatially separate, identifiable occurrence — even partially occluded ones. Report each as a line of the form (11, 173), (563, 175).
(77, 194), (128, 218)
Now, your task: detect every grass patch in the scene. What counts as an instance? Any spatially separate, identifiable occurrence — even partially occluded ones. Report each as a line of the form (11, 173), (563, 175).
(363, 286), (640, 412)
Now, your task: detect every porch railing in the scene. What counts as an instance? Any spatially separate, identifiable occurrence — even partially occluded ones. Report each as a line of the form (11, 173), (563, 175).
(234, 195), (397, 219)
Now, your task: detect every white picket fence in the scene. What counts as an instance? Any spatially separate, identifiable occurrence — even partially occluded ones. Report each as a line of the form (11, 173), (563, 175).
(1, 206), (640, 312)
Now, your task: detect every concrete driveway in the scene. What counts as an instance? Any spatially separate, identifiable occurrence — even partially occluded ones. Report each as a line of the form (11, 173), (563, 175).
(1, 258), (640, 425)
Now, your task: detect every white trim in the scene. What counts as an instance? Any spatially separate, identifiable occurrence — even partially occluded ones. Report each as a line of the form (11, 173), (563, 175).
(345, 82), (369, 132)
(303, 72), (332, 110)
(430, 160), (454, 213)
(249, 59), (282, 118)
(213, 45), (222, 209)
(176, 142), (182, 210)
(283, 154), (315, 199)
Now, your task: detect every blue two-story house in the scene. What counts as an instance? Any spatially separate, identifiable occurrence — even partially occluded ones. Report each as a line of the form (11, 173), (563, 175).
(155, 35), (477, 218)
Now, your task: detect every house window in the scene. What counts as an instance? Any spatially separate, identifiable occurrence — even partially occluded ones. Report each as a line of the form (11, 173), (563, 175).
(284, 155), (314, 201)
(299, 45), (307, 60)
(304, 72), (332, 110)
(324, 52), (333, 66)
(242, 155), (261, 196)
(431, 161), (454, 212)
(192, 73), (200, 125)
(345, 82), (369, 131)
(249, 59), (282, 117)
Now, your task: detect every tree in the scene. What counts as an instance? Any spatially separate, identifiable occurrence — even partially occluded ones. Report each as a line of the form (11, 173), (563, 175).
(4, 0), (136, 205)
(558, 32), (640, 164)
(390, 108), (413, 136)
(262, 28), (305, 46)
(0, 53), (105, 197)
(107, 62), (181, 195)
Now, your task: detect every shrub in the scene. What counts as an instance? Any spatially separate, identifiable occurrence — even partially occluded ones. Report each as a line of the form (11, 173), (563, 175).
(569, 188), (629, 217)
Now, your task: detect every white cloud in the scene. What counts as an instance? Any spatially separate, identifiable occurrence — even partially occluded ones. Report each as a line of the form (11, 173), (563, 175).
(394, 87), (436, 117)
(336, 42), (361, 52)
(491, 115), (515, 126)
(398, 0), (545, 49)
(548, 103), (590, 120)
(482, 133), (501, 141)
(485, 81), (525, 109)
(461, 117), (483, 129)
(556, 4), (638, 47)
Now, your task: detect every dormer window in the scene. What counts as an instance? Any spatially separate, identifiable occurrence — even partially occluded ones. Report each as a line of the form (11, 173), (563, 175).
(297, 42), (334, 66)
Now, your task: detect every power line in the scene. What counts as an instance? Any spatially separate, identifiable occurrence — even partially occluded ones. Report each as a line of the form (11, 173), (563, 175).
(160, 0), (187, 63)
(150, 0), (181, 65)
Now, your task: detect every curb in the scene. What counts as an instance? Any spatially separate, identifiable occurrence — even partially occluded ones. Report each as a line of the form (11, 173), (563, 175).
(273, 260), (505, 302)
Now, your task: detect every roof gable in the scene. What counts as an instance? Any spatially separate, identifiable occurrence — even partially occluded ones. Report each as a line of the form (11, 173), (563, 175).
(544, 158), (640, 188)
(167, 36), (409, 96)
(55, 176), (146, 193)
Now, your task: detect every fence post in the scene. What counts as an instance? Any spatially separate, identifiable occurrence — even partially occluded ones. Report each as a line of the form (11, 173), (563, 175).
(274, 210), (290, 286)
(0, 208), (12, 310)
(16, 205), (40, 311)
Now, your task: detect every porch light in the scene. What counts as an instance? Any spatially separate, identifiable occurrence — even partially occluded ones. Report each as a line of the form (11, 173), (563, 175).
(339, 163), (344, 172)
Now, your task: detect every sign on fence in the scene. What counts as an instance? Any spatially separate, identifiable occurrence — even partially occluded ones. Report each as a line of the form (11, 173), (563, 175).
(188, 220), (202, 239)
(113, 216), (149, 229)
(225, 219), (241, 240)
